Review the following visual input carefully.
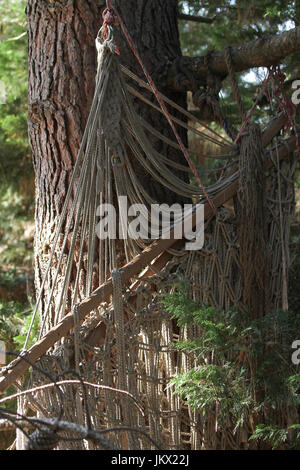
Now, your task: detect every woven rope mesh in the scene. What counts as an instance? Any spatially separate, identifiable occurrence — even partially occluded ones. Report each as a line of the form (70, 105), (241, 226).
(16, 32), (297, 450)
(27, 153), (295, 450)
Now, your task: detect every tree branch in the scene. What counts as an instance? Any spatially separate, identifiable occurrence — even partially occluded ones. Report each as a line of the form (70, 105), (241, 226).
(169, 26), (300, 92)
(178, 13), (216, 24)
(0, 31), (27, 43)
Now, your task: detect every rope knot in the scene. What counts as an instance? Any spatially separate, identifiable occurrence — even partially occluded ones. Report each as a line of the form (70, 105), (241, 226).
(102, 8), (119, 27)
(102, 1), (119, 40)
(100, 3), (120, 54)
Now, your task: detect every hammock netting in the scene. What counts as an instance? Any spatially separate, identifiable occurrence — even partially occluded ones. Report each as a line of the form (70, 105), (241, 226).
(1, 26), (298, 450)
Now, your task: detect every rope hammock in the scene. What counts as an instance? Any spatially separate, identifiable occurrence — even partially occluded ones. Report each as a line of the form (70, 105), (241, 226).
(0, 4), (298, 450)
(24, 23), (240, 345)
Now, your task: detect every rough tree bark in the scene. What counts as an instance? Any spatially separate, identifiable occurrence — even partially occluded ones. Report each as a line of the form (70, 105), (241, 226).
(27, 0), (106, 328)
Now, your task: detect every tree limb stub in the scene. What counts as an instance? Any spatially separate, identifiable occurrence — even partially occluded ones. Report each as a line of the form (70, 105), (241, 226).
(0, 122), (297, 395)
(169, 26), (300, 92)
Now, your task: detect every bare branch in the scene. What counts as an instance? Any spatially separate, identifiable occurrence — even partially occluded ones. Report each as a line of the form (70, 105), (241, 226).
(0, 415), (161, 450)
(0, 380), (145, 417)
(178, 13), (216, 24)
(168, 26), (300, 92)
(0, 31), (27, 42)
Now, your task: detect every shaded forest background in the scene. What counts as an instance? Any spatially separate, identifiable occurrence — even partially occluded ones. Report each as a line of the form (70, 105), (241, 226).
(0, 0), (299, 445)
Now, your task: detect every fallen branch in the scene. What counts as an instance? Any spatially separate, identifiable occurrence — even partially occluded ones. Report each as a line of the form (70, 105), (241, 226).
(0, 415), (161, 450)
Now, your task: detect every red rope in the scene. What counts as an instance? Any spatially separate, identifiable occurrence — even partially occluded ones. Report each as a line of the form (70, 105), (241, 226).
(219, 65), (299, 181)
(102, 1), (217, 215)
(234, 65), (298, 151)
(269, 65), (299, 155)
(233, 71), (272, 145)
(101, 1), (120, 53)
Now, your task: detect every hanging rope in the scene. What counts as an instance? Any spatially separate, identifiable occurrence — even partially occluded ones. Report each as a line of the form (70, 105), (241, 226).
(233, 70), (273, 144)
(10, 3), (296, 451)
(225, 47), (246, 122)
(238, 123), (270, 316)
(102, 1), (217, 214)
(112, 269), (127, 391)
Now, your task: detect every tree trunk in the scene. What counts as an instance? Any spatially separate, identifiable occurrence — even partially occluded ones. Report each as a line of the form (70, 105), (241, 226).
(27, 0), (188, 329)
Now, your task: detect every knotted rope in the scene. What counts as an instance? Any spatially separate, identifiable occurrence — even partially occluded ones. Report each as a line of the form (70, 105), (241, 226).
(12, 1), (296, 451)
(238, 124), (270, 316)
(101, 1), (217, 214)
(112, 269), (127, 391)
